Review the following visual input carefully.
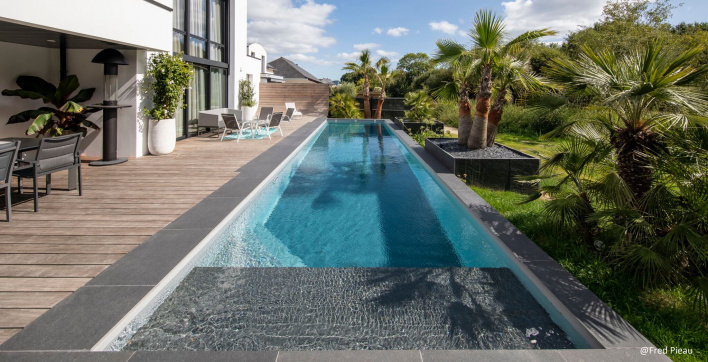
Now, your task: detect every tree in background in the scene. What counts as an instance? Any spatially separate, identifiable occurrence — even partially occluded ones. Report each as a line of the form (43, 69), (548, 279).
(563, 0), (677, 58)
(343, 50), (375, 119)
(388, 53), (432, 97)
(373, 57), (403, 119)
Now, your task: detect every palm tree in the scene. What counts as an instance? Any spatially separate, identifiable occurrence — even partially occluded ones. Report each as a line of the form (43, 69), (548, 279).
(434, 9), (555, 149)
(486, 54), (551, 146)
(546, 42), (708, 200)
(343, 50), (375, 118)
(432, 44), (478, 145)
(373, 57), (402, 119)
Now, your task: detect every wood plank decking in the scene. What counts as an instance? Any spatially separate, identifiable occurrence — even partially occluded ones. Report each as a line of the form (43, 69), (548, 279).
(0, 116), (318, 344)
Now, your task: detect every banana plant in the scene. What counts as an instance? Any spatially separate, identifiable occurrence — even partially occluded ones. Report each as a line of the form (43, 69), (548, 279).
(2, 75), (100, 137)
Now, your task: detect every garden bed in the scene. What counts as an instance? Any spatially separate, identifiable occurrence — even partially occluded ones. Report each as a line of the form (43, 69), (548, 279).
(393, 117), (444, 135)
(425, 138), (539, 193)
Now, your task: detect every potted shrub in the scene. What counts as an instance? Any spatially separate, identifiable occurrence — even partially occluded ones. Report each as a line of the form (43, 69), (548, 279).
(2, 75), (100, 136)
(394, 90), (444, 134)
(239, 79), (256, 121)
(143, 52), (193, 155)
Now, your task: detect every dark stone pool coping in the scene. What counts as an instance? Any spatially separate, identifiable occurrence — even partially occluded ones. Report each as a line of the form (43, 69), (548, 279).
(0, 118), (667, 361)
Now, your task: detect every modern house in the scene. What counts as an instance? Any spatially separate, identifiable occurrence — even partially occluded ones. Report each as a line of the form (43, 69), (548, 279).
(267, 57), (324, 84)
(0, 0), (265, 159)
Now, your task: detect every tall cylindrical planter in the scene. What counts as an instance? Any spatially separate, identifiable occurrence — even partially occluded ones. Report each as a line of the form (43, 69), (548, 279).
(148, 118), (176, 155)
(242, 106), (256, 122)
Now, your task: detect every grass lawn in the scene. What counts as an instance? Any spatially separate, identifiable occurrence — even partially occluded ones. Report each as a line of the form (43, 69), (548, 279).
(469, 132), (708, 361)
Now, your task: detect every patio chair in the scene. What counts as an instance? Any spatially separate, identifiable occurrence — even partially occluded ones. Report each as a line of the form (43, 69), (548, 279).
(220, 112), (250, 142)
(256, 112), (284, 140)
(0, 141), (19, 222)
(281, 108), (296, 129)
(14, 133), (82, 212)
(256, 107), (274, 124)
(285, 103), (303, 119)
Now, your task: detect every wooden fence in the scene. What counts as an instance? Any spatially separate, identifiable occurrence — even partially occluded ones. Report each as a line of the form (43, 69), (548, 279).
(259, 83), (329, 116)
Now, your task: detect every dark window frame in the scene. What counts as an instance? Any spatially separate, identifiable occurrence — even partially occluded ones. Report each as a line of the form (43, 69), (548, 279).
(173, 0), (229, 139)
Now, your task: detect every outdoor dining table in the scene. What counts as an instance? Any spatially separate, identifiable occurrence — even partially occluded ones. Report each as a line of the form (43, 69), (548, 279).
(0, 137), (79, 190)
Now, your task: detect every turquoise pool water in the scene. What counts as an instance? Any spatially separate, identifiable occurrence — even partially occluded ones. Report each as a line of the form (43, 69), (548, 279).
(201, 121), (507, 268)
(109, 120), (585, 351)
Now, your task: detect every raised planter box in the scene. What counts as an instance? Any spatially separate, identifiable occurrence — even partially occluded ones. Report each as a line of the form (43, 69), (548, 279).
(393, 117), (444, 135)
(425, 137), (540, 193)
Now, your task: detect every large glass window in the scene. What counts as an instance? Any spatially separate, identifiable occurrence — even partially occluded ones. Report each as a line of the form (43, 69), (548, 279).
(210, 68), (227, 109)
(173, 0), (229, 138)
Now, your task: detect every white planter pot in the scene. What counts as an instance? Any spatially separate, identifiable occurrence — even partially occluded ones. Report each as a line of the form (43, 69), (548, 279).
(148, 118), (176, 155)
(242, 106), (256, 122)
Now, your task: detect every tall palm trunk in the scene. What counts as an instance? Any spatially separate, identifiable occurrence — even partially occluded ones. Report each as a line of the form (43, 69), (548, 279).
(486, 89), (507, 147)
(457, 82), (472, 146)
(363, 75), (371, 119)
(612, 128), (657, 201)
(468, 64), (493, 149)
(375, 87), (385, 119)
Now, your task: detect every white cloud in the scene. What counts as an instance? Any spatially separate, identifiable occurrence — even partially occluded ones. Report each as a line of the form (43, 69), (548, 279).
(248, 0), (336, 55)
(353, 43), (380, 50)
(336, 52), (360, 61)
(501, 0), (604, 41)
(376, 50), (399, 58)
(288, 53), (334, 66)
(387, 27), (409, 37)
(458, 30), (467, 37)
(429, 20), (459, 35)
(373, 27), (383, 34)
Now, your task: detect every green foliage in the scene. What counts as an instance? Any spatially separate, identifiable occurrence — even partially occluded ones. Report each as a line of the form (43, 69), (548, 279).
(2, 75), (99, 136)
(143, 52), (194, 120)
(496, 103), (583, 136)
(474, 184), (708, 362)
(563, 0), (679, 58)
(330, 82), (357, 98)
(403, 90), (434, 122)
(433, 99), (458, 128)
(328, 93), (363, 119)
(411, 128), (453, 147)
(238, 79), (256, 107)
(411, 68), (453, 94)
(388, 52), (432, 97)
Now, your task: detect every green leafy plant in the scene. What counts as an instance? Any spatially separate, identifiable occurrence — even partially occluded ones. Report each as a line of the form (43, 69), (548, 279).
(404, 90), (434, 123)
(143, 52), (193, 120)
(239, 79), (256, 107)
(328, 93), (363, 118)
(2, 75), (100, 136)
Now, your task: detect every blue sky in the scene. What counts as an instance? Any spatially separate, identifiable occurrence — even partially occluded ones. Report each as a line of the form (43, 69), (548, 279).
(247, 0), (708, 81)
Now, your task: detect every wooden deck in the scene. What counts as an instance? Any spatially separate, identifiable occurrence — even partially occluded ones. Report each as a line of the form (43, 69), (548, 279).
(0, 116), (318, 344)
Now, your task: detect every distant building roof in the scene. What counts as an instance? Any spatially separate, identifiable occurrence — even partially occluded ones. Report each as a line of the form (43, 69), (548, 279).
(320, 78), (335, 85)
(267, 57), (322, 83)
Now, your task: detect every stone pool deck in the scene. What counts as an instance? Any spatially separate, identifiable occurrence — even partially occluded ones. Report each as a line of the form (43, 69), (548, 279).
(0, 118), (668, 361)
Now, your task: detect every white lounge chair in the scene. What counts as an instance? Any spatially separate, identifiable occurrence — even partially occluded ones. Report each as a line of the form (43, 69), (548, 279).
(282, 108), (296, 129)
(285, 102), (302, 119)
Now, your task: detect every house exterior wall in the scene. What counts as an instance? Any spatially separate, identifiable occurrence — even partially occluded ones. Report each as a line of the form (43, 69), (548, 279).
(0, 0), (260, 157)
(0, 0), (172, 52)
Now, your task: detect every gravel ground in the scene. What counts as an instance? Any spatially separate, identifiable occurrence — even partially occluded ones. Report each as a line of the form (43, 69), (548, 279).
(429, 138), (531, 159)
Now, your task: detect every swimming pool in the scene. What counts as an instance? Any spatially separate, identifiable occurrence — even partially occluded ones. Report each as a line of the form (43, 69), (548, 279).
(101, 120), (587, 351)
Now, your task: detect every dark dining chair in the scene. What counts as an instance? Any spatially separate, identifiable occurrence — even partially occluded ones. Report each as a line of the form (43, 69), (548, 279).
(14, 134), (83, 212)
(0, 141), (20, 221)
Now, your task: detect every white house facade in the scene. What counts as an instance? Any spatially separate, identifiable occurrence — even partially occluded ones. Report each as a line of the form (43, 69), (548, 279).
(0, 0), (265, 159)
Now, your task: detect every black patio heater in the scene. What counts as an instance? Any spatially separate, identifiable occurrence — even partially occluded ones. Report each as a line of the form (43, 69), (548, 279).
(89, 48), (132, 166)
